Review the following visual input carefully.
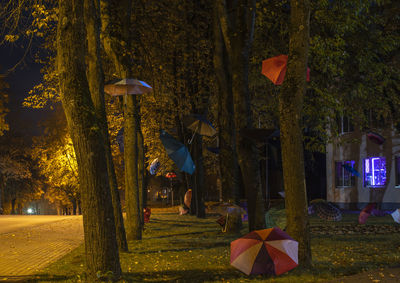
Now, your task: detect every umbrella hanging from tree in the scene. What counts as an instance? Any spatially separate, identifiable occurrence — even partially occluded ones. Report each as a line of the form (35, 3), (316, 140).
(149, 158), (160, 175)
(184, 114), (217, 144)
(261, 54), (310, 85)
(343, 164), (360, 177)
(230, 227), (298, 276)
(159, 129), (195, 175)
(104, 78), (152, 96)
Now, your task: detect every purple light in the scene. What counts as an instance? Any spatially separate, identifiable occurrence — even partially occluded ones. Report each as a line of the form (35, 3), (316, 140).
(372, 157), (380, 186)
(365, 157), (386, 187)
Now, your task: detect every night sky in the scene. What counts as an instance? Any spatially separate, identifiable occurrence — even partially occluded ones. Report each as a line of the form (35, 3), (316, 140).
(0, 44), (48, 137)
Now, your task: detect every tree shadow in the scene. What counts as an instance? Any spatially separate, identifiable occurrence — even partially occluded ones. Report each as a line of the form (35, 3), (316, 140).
(0, 274), (72, 282)
(121, 268), (273, 283)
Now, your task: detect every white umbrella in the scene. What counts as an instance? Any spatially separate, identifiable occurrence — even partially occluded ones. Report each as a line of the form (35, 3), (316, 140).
(104, 78), (152, 96)
(391, 208), (400, 223)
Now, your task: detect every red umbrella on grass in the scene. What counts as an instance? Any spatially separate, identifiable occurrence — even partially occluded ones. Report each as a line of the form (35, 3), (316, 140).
(230, 227), (298, 276)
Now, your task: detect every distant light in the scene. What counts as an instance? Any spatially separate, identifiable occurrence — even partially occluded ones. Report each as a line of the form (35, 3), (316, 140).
(27, 208), (33, 214)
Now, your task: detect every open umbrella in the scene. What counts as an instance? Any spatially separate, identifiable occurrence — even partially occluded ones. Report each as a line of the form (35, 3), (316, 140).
(391, 208), (400, 224)
(149, 158), (160, 175)
(359, 203), (376, 224)
(230, 227), (298, 276)
(261, 55), (310, 85)
(184, 114), (216, 137)
(310, 199), (342, 221)
(343, 164), (360, 177)
(367, 131), (385, 145)
(104, 78), (152, 96)
(184, 189), (192, 208)
(159, 129), (195, 174)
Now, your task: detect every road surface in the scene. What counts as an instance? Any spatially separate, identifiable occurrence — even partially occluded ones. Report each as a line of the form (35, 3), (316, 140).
(0, 215), (83, 279)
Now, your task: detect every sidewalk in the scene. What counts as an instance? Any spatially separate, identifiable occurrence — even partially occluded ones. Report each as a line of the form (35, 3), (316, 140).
(0, 216), (83, 281)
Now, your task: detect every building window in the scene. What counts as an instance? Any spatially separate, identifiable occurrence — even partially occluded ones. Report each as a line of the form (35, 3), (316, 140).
(395, 157), (400, 187)
(335, 161), (355, 187)
(364, 157), (386, 187)
(336, 115), (354, 134)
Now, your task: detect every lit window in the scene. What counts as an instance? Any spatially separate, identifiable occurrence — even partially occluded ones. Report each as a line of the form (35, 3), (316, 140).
(335, 161), (355, 187)
(364, 157), (386, 187)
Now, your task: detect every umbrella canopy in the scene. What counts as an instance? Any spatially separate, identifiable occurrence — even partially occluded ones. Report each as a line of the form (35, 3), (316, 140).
(310, 199), (342, 221)
(358, 203), (375, 224)
(261, 55), (310, 85)
(184, 189), (192, 208)
(230, 227), (298, 276)
(159, 129), (195, 175)
(149, 158), (160, 175)
(391, 209), (400, 224)
(104, 78), (152, 96)
(184, 114), (217, 137)
(343, 164), (360, 177)
(367, 131), (385, 145)
(165, 172), (177, 178)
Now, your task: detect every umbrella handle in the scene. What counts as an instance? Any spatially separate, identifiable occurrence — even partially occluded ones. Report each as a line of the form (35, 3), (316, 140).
(188, 131), (196, 144)
(188, 123), (201, 144)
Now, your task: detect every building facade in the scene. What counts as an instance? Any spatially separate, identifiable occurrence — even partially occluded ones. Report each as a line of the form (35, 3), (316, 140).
(326, 121), (400, 210)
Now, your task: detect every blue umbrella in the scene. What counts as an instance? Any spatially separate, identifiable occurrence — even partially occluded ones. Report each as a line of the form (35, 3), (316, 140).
(343, 164), (360, 177)
(159, 129), (195, 175)
(149, 158), (160, 175)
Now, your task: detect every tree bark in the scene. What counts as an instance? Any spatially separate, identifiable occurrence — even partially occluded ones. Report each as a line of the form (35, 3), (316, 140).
(56, 0), (121, 280)
(193, 134), (206, 218)
(216, 0), (266, 231)
(123, 94), (142, 240)
(212, 5), (240, 204)
(279, 0), (312, 266)
(84, 0), (128, 252)
(101, 0), (143, 240)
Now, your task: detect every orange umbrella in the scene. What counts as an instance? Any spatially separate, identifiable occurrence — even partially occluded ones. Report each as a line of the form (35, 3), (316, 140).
(184, 189), (192, 208)
(261, 54), (310, 85)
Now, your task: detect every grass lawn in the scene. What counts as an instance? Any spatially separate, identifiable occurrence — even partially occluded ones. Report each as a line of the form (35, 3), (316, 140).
(31, 207), (400, 282)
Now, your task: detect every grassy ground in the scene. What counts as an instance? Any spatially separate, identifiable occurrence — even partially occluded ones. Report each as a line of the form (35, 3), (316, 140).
(29, 207), (400, 283)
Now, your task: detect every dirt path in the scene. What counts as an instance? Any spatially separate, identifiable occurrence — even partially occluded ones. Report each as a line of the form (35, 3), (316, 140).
(0, 216), (83, 280)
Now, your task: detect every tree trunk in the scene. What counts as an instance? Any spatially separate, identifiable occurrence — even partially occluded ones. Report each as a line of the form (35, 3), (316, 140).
(137, 111), (145, 224)
(278, 0), (312, 267)
(123, 94), (142, 240)
(0, 176), (4, 214)
(216, 0), (266, 231)
(193, 134), (206, 218)
(57, 0), (121, 280)
(101, 0), (142, 241)
(84, 0), (128, 252)
(212, 5), (240, 204)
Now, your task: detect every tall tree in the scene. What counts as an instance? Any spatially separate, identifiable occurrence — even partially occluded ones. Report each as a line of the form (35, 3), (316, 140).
(56, 0), (121, 280)
(216, 0), (266, 231)
(278, 0), (311, 266)
(101, 0), (142, 241)
(212, 2), (240, 205)
(84, 0), (128, 251)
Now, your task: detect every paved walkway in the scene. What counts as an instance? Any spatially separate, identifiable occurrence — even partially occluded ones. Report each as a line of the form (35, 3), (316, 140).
(0, 216), (83, 280)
